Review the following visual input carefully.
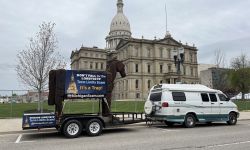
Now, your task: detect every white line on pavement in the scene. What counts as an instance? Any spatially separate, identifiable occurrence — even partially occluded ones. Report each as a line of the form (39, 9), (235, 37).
(15, 134), (22, 144)
(207, 140), (250, 148)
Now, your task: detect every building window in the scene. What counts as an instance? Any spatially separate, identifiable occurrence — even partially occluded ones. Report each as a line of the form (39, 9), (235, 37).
(101, 63), (103, 69)
(168, 65), (171, 72)
(135, 64), (139, 72)
(85, 53), (88, 57)
(90, 62), (93, 69)
(183, 66), (186, 75)
(135, 48), (138, 56)
(148, 64), (151, 73)
(168, 49), (171, 58)
(160, 48), (163, 58)
(190, 67), (193, 76)
(136, 93), (140, 99)
(90, 53), (93, 57)
(84, 61), (88, 68)
(135, 80), (139, 89)
(190, 52), (193, 62)
(160, 64), (163, 73)
(148, 80), (151, 89)
(160, 80), (163, 84)
(95, 62), (98, 69)
(147, 49), (150, 57)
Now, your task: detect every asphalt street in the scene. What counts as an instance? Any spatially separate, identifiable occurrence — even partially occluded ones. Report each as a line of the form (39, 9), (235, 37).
(1, 120), (250, 150)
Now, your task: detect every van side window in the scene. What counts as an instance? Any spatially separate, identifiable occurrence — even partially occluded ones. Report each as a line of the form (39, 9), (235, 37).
(150, 92), (162, 101)
(201, 93), (209, 102)
(209, 93), (217, 102)
(172, 92), (186, 101)
(218, 94), (227, 101)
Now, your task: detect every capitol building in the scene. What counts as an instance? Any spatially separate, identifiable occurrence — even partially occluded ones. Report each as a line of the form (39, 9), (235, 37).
(71, 0), (199, 100)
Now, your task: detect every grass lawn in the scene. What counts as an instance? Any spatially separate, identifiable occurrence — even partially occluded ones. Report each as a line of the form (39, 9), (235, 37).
(0, 100), (145, 118)
(0, 100), (249, 118)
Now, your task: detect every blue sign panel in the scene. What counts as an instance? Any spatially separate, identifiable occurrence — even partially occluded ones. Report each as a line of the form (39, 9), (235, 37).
(22, 113), (56, 129)
(65, 70), (107, 98)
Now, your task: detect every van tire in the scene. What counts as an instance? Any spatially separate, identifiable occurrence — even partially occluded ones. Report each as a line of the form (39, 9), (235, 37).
(63, 120), (82, 138)
(184, 114), (196, 128)
(227, 112), (237, 125)
(86, 119), (103, 136)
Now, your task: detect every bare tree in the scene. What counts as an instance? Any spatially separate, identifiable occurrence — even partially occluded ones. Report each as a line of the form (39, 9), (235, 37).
(16, 22), (65, 112)
(214, 49), (225, 68)
(231, 53), (249, 69)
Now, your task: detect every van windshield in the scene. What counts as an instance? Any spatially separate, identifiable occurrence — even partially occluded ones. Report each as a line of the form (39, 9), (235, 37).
(150, 92), (162, 102)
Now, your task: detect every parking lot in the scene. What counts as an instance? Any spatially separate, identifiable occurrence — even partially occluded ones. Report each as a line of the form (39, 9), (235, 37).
(1, 120), (250, 150)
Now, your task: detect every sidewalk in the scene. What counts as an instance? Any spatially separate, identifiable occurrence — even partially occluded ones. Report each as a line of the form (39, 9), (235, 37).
(0, 112), (250, 133)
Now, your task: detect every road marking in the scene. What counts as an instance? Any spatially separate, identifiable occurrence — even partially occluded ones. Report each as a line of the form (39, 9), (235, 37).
(207, 140), (250, 148)
(15, 134), (22, 144)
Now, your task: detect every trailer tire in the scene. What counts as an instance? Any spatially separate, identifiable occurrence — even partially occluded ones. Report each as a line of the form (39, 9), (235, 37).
(86, 119), (103, 136)
(63, 120), (82, 138)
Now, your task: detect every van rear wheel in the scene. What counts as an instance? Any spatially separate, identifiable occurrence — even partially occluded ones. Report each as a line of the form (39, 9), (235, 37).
(227, 112), (237, 125)
(184, 114), (196, 128)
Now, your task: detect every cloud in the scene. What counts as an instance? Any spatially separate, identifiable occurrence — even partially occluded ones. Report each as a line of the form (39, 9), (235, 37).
(0, 0), (250, 89)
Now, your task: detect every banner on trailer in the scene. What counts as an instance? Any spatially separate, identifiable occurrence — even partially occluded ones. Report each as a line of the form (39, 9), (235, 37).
(22, 114), (56, 128)
(65, 70), (107, 98)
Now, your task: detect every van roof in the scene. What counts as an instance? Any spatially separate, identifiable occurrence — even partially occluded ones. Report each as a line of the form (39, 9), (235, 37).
(152, 84), (219, 93)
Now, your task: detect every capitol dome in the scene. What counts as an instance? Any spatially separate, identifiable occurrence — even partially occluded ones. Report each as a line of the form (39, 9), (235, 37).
(106, 0), (132, 51)
(110, 13), (131, 34)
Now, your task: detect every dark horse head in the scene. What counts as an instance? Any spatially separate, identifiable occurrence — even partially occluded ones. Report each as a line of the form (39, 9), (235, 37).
(106, 59), (126, 82)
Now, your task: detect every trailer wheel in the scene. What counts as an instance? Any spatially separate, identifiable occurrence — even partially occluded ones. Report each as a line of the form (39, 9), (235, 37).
(86, 119), (103, 136)
(63, 120), (82, 138)
(184, 114), (196, 128)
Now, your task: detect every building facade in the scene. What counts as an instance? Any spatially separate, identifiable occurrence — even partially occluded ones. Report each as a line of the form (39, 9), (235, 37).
(200, 67), (229, 89)
(71, 0), (199, 100)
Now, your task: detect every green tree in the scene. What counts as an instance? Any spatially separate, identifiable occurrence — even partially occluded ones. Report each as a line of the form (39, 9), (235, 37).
(230, 54), (250, 100)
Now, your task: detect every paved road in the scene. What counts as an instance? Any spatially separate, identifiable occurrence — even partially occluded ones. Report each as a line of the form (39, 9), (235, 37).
(1, 120), (250, 150)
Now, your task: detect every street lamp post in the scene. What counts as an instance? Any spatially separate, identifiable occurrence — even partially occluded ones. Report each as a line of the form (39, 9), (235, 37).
(173, 47), (184, 83)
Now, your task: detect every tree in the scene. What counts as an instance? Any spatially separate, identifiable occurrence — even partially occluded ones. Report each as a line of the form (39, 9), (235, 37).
(214, 49), (226, 68)
(231, 53), (249, 69)
(230, 54), (250, 100)
(16, 22), (65, 112)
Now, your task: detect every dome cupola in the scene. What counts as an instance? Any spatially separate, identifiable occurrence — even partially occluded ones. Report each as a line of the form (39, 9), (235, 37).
(106, 0), (132, 51)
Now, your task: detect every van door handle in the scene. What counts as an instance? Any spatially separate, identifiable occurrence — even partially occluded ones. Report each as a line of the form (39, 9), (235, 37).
(211, 103), (214, 104)
(220, 103), (223, 104)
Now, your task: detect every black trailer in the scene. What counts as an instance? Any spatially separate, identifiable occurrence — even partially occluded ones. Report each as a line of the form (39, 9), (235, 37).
(22, 70), (145, 138)
(23, 110), (145, 138)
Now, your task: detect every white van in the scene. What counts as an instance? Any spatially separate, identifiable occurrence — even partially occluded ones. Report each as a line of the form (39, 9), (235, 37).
(144, 84), (239, 128)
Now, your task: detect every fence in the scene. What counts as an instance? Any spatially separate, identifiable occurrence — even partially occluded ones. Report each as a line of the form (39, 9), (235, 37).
(0, 90), (145, 118)
(1, 90), (250, 118)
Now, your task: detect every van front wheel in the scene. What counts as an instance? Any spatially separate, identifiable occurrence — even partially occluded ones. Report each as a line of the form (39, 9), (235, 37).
(184, 114), (196, 128)
(227, 112), (237, 125)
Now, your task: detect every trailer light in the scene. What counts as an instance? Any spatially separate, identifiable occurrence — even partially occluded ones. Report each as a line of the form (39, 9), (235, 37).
(162, 102), (169, 107)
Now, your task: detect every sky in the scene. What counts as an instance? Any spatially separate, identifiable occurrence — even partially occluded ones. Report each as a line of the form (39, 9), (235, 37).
(0, 0), (250, 91)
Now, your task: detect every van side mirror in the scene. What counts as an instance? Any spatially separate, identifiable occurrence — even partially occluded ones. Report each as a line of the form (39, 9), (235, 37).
(226, 97), (230, 101)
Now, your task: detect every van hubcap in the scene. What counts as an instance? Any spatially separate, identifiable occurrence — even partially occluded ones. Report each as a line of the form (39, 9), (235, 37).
(230, 115), (236, 123)
(187, 117), (194, 126)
